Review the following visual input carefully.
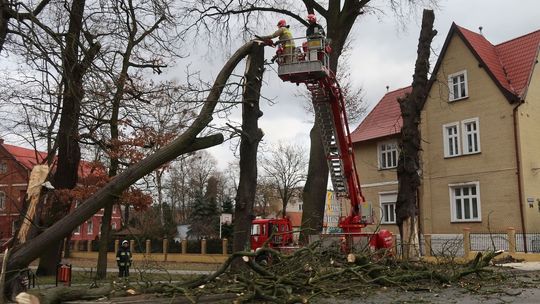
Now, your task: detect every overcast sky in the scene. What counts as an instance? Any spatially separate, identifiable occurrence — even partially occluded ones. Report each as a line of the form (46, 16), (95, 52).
(203, 0), (540, 170)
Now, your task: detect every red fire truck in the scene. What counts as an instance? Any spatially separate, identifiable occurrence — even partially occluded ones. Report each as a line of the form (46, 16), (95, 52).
(250, 35), (393, 253)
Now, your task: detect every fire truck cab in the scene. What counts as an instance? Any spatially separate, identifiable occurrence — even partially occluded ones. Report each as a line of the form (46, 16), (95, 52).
(250, 217), (293, 250)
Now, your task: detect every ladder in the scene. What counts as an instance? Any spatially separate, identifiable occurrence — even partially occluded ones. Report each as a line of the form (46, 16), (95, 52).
(308, 83), (348, 196)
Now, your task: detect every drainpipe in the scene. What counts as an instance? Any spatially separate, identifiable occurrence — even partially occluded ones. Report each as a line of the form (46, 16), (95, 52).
(512, 101), (528, 253)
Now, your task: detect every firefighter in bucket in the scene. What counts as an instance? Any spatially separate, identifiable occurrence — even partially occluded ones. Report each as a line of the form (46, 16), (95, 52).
(259, 19), (295, 64)
(116, 240), (132, 278)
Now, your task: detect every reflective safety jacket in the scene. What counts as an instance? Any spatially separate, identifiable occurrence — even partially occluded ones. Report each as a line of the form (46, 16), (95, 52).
(260, 26), (295, 47)
(116, 246), (132, 267)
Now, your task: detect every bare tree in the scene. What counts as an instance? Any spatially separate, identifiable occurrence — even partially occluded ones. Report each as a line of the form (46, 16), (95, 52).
(261, 142), (307, 217)
(4, 40), (259, 296)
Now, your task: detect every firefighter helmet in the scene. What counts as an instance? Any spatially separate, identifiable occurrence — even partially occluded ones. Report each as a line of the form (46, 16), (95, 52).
(307, 14), (316, 24)
(277, 19), (286, 27)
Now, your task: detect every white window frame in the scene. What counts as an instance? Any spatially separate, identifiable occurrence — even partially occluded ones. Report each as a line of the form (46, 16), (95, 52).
(448, 70), (468, 101)
(449, 181), (481, 222)
(86, 220), (93, 235)
(379, 192), (397, 224)
(74, 225), (81, 235)
(443, 122), (461, 158)
(461, 118), (480, 154)
(0, 162), (7, 174)
(0, 191), (5, 210)
(112, 222), (117, 230)
(378, 140), (399, 169)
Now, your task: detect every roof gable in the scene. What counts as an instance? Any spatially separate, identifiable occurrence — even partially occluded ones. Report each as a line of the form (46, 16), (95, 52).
(351, 86), (411, 143)
(2, 143), (49, 170)
(430, 23), (540, 103)
(1, 143), (98, 178)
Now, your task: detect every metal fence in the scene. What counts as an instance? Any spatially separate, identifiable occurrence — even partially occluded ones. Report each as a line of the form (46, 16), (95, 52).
(428, 234), (464, 257)
(470, 232), (509, 252)
(516, 233), (540, 253)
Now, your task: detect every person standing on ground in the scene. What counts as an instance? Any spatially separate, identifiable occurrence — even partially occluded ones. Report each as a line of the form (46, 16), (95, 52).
(116, 240), (132, 278)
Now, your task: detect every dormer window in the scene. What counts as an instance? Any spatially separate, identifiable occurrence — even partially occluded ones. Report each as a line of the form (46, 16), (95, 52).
(0, 161), (7, 174)
(448, 70), (468, 101)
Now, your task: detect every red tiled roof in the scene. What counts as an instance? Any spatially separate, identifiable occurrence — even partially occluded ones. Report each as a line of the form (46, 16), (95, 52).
(453, 24), (540, 100)
(2, 143), (49, 170)
(1, 143), (96, 177)
(351, 86), (411, 143)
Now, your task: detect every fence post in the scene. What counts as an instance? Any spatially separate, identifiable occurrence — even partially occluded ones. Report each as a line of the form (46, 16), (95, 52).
(145, 239), (151, 255)
(201, 239), (207, 255)
(463, 228), (471, 258)
(507, 227), (516, 254)
(222, 238), (228, 255)
(74, 240), (80, 252)
(181, 239), (187, 254)
(114, 239), (119, 254)
(163, 238), (169, 261)
(129, 240), (135, 253)
(87, 240), (92, 252)
(424, 234), (432, 257)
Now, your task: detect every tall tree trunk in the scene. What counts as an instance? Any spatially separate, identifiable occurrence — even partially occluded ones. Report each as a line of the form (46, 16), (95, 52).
(232, 43), (265, 259)
(300, 124), (328, 243)
(0, 0), (8, 54)
(396, 9), (436, 259)
(37, 0), (87, 276)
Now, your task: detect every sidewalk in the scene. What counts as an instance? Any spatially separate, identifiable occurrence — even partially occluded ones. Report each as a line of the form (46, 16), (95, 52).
(499, 261), (540, 271)
(28, 265), (214, 275)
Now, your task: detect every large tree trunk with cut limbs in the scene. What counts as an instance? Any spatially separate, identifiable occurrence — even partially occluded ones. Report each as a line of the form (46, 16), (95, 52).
(36, 0), (101, 276)
(3, 41), (254, 298)
(396, 9), (436, 259)
(232, 43), (265, 262)
(300, 1), (364, 243)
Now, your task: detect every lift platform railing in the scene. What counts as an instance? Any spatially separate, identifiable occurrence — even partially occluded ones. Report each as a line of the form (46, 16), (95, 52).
(273, 36), (329, 66)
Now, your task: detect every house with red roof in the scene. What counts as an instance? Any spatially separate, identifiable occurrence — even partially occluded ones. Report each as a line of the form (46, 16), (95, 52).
(351, 23), (540, 238)
(0, 140), (122, 243)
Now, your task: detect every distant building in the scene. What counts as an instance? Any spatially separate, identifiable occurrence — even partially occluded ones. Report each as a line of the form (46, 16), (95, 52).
(0, 140), (122, 242)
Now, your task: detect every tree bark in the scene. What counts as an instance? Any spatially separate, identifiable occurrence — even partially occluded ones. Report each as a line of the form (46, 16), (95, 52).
(300, 124), (328, 243)
(37, 0), (89, 276)
(5, 40), (256, 290)
(0, 0), (8, 54)
(396, 9), (436, 259)
(232, 43), (265, 259)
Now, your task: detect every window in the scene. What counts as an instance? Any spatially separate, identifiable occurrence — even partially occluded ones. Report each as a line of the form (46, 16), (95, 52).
(443, 118), (480, 158)
(112, 222), (117, 230)
(251, 224), (261, 236)
(379, 141), (398, 169)
(74, 226), (81, 234)
(443, 122), (461, 157)
(86, 220), (93, 235)
(0, 161), (7, 174)
(298, 203), (303, 211)
(379, 192), (397, 224)
(0, 191), (5, 209)
(462, 118), (480, 154)
(449, 182), (481, 222)
(448, 70), (468, 101)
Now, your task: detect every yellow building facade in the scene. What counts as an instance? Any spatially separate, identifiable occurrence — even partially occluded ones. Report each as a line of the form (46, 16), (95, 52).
(351, 24), (540, 236)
